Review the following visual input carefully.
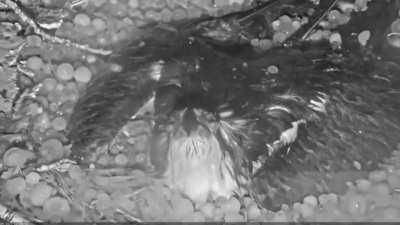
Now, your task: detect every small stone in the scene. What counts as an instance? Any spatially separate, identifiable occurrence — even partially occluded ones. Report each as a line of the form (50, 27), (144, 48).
(115, 154), (129, 166)
(355, 0), (368, 12)
(92, 18), (107, 31)
(172, 8), (187, 21)
(303, 195), (318, 208)
(30, 183), (54, 206)
(74, 13), (91, 26)
(27, 56), (43, 71)
(358, 30), (371, 46)
(5, 177), (26, 196)
(344, 193), (367, 216)
(73, 66), (92, 83)
(247, 203), (261, 220)
(391, 19), (400, 33)
(26, 35), (42, 47)
(128, 0), (138, 8)
(25, 172), (41, 185)
(43, 197), (71, 218)
(41, 78), (58, 93)
(3, 147), (36, 168)
(200, 203), (214, 218)
(327, 10), (341, 23)
(39, 138), (65, 162)
(273, 32), (287, 44)
(299, 203), (314, 219)
(51, 117), (67, 131)
(259, 39), (274, 50)
(144, 10), (161, 22)
(267, 65), (279, 74)
(329, 32), (342, 47)
(160, 8), (173, 22)
(356, 179), (372, 192)
(56, 63), (74, 81)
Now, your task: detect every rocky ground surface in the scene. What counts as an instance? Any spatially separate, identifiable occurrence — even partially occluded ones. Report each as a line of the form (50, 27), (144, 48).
(1, 0), (400, 223)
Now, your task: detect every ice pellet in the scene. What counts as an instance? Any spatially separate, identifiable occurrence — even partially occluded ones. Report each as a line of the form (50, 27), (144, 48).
(30, 183), (54, 206)
(303, 195), (318, 208)
(300, 203), (314, 218)
(56, 63), (74, 81)
(51, 116), (68, 131)
(74, 13), (91, 26)
(27, 56), (43, 71)
(356, 179), (371, 192)
(92, 18), (107, 31)
(358, 30), (371, 46)
(43, 197), (71, 218)
(115, 153), (129, 166)
(345, 193), (367, 216)
(267, 65), (279, 74)
(329, 33), (342, 47)
(5, 177), (26, 196)
(74, 66), (92, 83)
(25, 172), (41, 185)
(41, 78), (58, 93)
(128, 0), (139, 8)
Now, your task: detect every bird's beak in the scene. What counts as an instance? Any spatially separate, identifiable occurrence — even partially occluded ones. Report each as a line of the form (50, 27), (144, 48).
(181, 108), (199, 135)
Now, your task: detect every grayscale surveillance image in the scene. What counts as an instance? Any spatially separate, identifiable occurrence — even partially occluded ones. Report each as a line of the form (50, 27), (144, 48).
(1, 0), (400, 223)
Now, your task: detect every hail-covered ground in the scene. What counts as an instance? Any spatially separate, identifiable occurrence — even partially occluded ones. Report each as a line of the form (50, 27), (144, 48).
(1, 0), (400, 223)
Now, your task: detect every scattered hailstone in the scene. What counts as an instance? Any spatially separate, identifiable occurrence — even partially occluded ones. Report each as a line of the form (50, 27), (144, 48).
(358, 30), (371, 46)
(267, 65), (279, 74)
(74, 13), (91, 26)
(329, 32), (342, 48)
(303, 195), (318, 208)
(3, 147), (36, 167)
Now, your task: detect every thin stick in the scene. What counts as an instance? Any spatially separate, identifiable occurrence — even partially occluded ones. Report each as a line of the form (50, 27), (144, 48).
(3, 0), (112, 56)
(301, 0), (339, 41)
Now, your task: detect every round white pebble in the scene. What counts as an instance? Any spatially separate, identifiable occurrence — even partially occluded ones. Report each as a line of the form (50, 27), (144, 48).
(27, 56), (43, 71)
(115, 154), (128, 166)
(74, 66), (92, 83)
(329, 32), (342, 46)
(267, 65), (279, 74)
(51, 117), (67, 131)
(92, 18), (106, 31)
(356, 179), (371, 192)
(300, 203), (314, 218)
(56, 63), (74, 81)
(303, 195), (318, 208)
(74, 13), (91, 26)
(358, 30), (371, 46)
(128, 0), (139, 8)
(26, 172), (41, 184)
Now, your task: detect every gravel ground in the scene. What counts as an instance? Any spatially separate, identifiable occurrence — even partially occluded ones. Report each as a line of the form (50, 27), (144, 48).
(1, 0), (400, 223)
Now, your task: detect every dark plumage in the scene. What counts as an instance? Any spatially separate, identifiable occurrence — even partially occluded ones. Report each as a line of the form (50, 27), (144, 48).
(67, 0), (400, 209)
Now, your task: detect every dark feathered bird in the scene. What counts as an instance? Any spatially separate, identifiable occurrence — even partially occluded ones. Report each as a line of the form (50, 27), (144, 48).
(67, 0), (400, 209)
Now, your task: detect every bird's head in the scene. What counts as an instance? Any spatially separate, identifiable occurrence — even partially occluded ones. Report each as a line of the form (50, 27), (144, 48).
(161, 107), (250, 204)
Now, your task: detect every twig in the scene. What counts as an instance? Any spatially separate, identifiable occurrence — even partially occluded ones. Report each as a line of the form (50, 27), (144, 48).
(115, 208), (142, 223)
(0, 202), (42, 224)
(3, 0), (112, 56)
(300, 0), (339, 41)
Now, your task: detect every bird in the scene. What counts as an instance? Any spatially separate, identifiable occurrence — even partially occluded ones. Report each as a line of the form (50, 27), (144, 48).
(67, 0), (400, 210)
